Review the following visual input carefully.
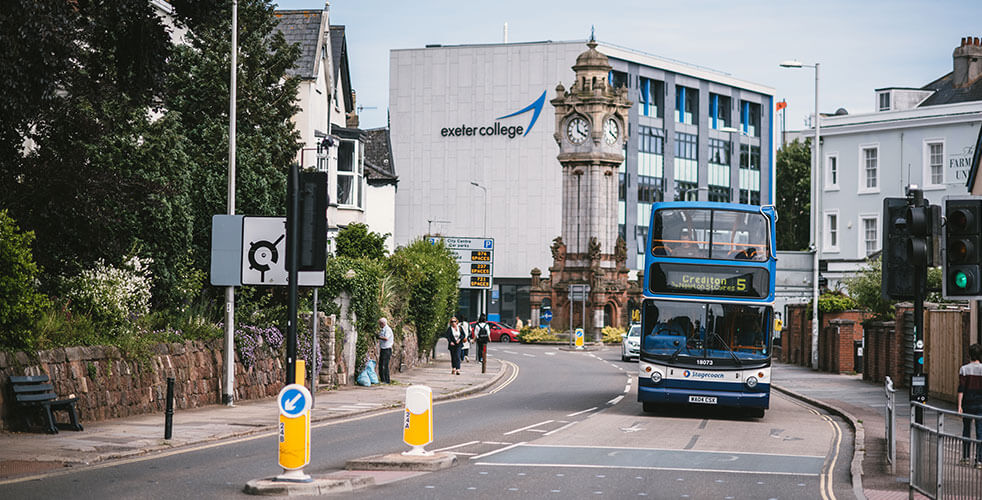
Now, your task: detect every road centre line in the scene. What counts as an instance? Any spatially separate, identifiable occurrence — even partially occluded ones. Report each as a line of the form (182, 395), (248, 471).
(544, 352), (556, 356)
(433, 440), (481, 452)
(504, 420), (555, 435)
(523, 353), (536, 357)
(608, 395), (624, 405)
(566, 407), (598, 417)
(470, 441), (528, 460)
(544, 421), (577, 436)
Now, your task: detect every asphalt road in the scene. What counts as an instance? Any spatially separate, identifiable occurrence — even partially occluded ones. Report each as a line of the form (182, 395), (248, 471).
(0, 343), (854, 499)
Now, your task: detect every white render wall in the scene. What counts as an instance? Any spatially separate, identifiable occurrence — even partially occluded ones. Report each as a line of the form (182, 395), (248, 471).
(816, 102), (982, 263)
(390, 42), (584, 278)
(365, 183), (397, 254)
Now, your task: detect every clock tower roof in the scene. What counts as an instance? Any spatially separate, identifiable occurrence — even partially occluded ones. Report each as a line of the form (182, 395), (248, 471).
(573, 39), (612, 83)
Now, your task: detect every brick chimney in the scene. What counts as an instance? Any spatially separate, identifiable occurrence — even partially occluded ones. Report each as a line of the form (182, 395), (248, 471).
(953, 36), (982, 88)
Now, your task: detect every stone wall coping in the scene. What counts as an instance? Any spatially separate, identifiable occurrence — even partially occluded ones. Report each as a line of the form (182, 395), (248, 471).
(828, 319), (856, 326)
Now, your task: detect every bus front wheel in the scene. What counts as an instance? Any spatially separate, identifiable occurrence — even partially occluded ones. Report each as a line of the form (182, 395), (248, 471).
(748, 408), (765, 419)
(642, 402), (657, 413)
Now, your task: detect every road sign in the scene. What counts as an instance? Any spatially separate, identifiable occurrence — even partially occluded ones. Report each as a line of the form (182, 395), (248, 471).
(242, 217), (324, 286)
(277, 384), (311, 471)
(430, 236), (494, 290)
(568, 284), (591, 301)
(540, 309), (553, 324)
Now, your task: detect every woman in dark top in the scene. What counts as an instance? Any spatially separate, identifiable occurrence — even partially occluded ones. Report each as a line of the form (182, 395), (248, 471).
(444, 317), (464, 375)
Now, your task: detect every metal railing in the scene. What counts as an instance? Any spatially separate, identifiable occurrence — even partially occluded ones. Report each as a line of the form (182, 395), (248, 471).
(910, 402), (982, 499)
(885, 376), (895, 473)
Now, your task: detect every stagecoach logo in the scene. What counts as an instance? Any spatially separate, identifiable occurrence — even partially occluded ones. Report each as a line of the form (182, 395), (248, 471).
(683, 370), (725, 379)
(440, 90), (547, 139)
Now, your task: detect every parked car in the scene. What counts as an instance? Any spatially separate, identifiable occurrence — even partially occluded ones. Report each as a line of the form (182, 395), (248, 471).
(621, 324), (641, 361)
(470, 321), (520, 342)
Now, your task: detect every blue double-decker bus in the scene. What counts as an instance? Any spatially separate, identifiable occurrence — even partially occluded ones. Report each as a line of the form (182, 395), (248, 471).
(637, 202), (777, 418)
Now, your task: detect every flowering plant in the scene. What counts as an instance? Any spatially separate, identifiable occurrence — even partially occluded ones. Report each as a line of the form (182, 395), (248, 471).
(65, 255), (153, 328)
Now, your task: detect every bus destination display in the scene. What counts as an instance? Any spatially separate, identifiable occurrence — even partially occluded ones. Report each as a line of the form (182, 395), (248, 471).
(471, 250), (491, 262)
(649, 263), (768, 299)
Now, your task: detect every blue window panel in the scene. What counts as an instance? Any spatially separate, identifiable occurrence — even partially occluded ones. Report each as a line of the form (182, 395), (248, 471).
(712, 94), (718, 129)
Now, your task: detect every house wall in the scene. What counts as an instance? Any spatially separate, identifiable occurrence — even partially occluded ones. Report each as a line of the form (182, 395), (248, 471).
(366, 183), (397, 253)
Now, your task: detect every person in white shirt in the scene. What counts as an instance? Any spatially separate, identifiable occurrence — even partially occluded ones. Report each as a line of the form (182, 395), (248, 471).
(377, 318), (394, 383)
(460, 317), (471, 362)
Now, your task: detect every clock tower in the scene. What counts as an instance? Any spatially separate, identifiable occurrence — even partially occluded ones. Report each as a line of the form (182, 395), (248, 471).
(530, 38), (635, 341)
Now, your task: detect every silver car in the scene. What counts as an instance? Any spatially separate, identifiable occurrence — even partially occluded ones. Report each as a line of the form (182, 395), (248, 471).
(621, 324), (641, 361)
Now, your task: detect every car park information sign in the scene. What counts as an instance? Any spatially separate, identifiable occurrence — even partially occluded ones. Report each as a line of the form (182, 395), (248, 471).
(428, 236), (494, 290)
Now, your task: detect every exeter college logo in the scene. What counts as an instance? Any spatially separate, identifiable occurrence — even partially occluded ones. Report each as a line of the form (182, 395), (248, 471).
(440, 90), (547, 139)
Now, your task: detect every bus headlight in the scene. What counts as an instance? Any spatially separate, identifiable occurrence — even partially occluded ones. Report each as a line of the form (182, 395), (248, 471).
(745, 376), (758, 388)
(651, 371), (663, 383)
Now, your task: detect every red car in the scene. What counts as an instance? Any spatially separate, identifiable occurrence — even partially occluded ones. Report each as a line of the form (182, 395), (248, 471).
(470, 321), (520, 342)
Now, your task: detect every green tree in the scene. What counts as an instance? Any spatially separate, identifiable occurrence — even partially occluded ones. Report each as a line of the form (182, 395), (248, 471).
(335, 223), (389, 260)
(0, 211), (50, 349)
(776, 139), (812, 251)
(166, 0), (302, 275)
(845, 257), (894, 320)
(387, 239), (459, 352)
(0, 1), (200, 308)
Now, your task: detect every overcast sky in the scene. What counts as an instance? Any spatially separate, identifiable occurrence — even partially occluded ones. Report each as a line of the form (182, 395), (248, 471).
(274, 0), (982, 133)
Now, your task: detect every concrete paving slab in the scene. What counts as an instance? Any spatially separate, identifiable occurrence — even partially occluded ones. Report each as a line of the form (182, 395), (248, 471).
(345, 451), (458, 471)
(243, 474), (374, 496)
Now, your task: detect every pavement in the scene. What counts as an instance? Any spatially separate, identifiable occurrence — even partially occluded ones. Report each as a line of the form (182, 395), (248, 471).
(0, 350), (507, 482)
(0, 348), (949, 500)
(771, 361), (956, 500)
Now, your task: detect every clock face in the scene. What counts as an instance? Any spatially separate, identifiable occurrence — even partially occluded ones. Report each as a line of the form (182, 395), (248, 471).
(566, 117), (589, 144)
(603, 118), (620, 145)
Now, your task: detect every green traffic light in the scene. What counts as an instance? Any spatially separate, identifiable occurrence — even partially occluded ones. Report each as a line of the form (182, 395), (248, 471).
(955, 271), (969, 289)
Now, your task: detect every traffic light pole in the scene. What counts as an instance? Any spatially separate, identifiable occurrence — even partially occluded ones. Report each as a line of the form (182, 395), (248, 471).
(908, 188), (928, 424)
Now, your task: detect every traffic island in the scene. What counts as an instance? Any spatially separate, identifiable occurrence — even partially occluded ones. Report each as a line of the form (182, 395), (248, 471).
(243, 474), (374, 496)
(345, 451), (458, 472)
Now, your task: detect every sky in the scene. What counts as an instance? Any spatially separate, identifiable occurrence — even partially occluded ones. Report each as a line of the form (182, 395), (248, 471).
(275, 0), (982, 133)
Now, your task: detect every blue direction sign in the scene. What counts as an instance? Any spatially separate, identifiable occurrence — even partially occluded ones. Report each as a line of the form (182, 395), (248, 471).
(540, 309), (553, 324)
(278, 384), (311, 418)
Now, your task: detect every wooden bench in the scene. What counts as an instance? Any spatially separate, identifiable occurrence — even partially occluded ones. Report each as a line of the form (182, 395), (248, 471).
(10, 374), (83, 434)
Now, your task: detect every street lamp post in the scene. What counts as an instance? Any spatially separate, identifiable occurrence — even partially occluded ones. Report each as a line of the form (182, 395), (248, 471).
(781, 59), (821, 370)
(470, 181), (489, 317)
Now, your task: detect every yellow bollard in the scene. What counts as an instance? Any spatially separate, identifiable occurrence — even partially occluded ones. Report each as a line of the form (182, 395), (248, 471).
(276, 383), (312, 482)
(295, 360), (305, 387)
(402, 385), (433, 456)
(575, 328), (585, 349)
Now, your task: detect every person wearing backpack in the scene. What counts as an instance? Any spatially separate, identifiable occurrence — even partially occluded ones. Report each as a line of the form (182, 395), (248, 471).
(475, 314), (490, 363)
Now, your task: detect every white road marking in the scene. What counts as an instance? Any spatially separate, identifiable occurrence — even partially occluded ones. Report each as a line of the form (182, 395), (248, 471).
(523, 353), (536, 357)
(474, 462), (820, 476)
(567, 407), (598, 417)
(608, 395), (624, 405)
(504, 420), (554, 435)
(503, 350), (518, 355)
(470, 441), (527, 460)
(483, 441), (512, 445)
(545, 352), (556, 356)
(543, 421), (577, 436)
(433, 440), (480, 452)
(624, 384), (631, 393)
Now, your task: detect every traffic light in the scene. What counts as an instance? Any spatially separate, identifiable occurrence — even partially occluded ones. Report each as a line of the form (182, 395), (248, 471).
(943, 198), (982, 298)
(882, 194), (938, 301)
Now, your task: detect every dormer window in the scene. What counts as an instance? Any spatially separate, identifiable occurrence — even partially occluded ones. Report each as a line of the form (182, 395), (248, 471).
(878, 91), (890, 111)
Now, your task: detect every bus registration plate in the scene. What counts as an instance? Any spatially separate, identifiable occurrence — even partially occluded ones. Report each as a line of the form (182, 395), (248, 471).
(689, 396), (717, 404)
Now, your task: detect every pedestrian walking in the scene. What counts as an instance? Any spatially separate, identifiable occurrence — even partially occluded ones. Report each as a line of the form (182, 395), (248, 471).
(444, 317), (464, 375)
(958, 343), (982, 467)
(377, 317), (394, 384)
(460, 317), (471, 362)
(475, 314), (490, 363)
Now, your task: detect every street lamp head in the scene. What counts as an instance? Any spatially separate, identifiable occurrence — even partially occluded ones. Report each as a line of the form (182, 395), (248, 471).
(470, 181), (480, 187)
(779, 60), (803, 68)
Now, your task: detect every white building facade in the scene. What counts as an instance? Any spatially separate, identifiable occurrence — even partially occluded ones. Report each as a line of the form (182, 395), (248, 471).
(390, 40), (774, 323)
(812, 37), (982, 285)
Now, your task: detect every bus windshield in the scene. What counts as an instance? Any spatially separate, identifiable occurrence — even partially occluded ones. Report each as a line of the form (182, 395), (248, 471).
(650, 208), (769, 261)
(641, 300), (770, 362)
